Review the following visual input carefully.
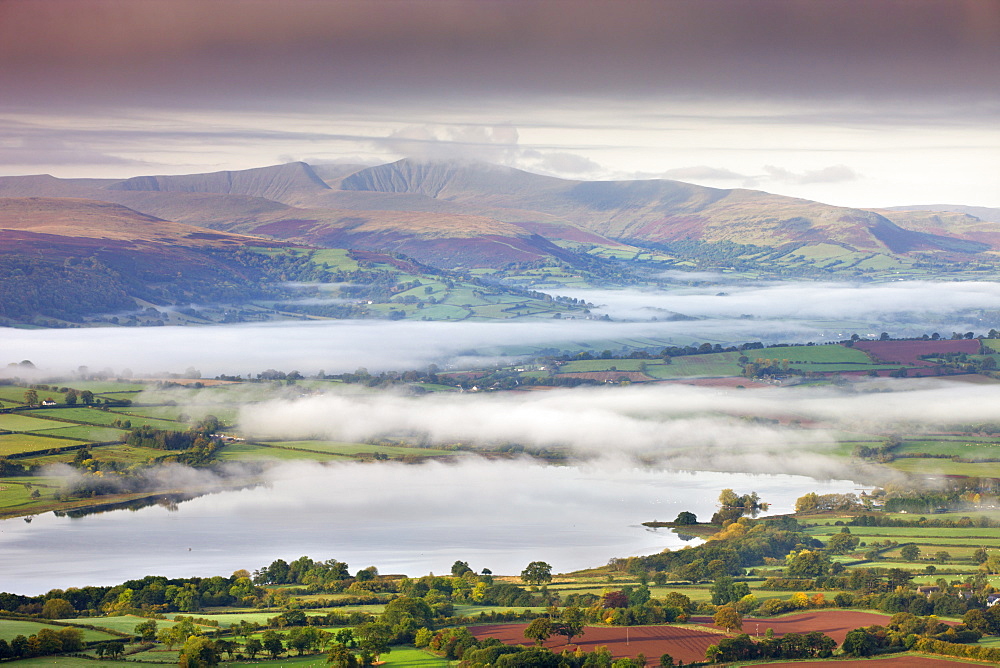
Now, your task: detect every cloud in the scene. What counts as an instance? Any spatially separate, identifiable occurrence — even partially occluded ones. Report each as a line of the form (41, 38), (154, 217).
(661, 166), (752, 182)
(764, 164), (860, 185)
(523, 152), (603, 176)
(1, 1), (995, 108)
(383, 124), (521, 163)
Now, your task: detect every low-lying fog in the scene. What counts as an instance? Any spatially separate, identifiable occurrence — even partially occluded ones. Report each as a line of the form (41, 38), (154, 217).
(0, 458), (861, 595)
(2, 280), (997, 377)
(561, 279), (1000, 323)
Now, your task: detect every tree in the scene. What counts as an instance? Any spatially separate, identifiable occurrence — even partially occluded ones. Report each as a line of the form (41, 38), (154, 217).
(900, 544), (920, 561)
(785, 550), (830, 578)
(827, 532), (860, 554)
(64, 389), (78, 405)
(179, 635), (219, 668)
(326, 643), (359, 668)
(244, 638), (263, 659)
(134, 618), (158, 641)
(451, 560), (473, 576)
(79, 390), (95, 405)
(713, 606), (743, 633)
(795, 492), (819, 513)
(841, 629), (877, 656)
(24, 389), (38, 406)
(41, 597), (74, 619)
(261, 630), (284, 659)
(355, 622), (392, 664)
(554, 606), (586, 645)
(521, 561), (553, 586)
(523, 617), (552, 646)
(674, 511), (697, 525)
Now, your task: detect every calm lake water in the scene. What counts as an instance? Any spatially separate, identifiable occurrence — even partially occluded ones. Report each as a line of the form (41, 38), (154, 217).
(1, 459), (861, 595)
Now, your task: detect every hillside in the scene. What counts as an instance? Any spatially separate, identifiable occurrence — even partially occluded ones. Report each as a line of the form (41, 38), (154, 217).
(0, 198), (295, 325)
(340, 159), (993, 256)
(0, 160), (995, 279)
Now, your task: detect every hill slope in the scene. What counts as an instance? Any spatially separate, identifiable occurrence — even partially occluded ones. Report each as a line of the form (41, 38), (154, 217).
(0, 161), (994, 277)
(0, 198), (293, 324)
(339, 159), (992, 256)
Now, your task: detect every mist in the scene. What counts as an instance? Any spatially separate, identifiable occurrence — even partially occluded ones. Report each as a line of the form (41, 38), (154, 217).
(2, 280), (998, 378)
(0, 457), (861, 595)
(236, 379), (1000, 482)
(557, 281), (1000, 324)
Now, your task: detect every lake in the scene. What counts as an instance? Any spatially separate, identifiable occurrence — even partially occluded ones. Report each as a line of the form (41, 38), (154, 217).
(0, 458), (862, 595)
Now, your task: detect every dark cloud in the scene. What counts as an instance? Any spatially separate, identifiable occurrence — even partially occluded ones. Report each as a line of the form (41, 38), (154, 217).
(1, 0), (996, 110)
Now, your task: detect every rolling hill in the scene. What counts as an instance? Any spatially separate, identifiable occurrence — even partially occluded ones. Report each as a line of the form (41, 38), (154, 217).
(0, 198), (295, 324)
(0, 159), (995, 277)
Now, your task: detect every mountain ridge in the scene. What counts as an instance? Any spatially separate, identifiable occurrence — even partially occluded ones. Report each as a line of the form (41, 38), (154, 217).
(0, 159), (994, 273)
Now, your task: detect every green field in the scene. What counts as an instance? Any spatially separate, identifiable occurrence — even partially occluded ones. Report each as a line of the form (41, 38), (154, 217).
(68, 615), (207, 634)
(0, 619), (117, 643)
(752, 344), (871, 363)
(0, 387), (31, 404)
(31, 425), (127, 441)
(261, 441), (457, 458)
(889, 458), (1000, 477)
(0, 413), (64, 431)
(218, 442), (346, 462)
(0, 432), (87, 456)
(62, 382), (149, 393)
(22, 408), (184, 431)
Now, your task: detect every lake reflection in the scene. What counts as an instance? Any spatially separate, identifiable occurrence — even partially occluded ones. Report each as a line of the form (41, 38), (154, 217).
(1, 458), (860, 595)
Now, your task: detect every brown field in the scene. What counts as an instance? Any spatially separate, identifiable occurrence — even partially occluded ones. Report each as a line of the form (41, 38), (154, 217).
(660, 377), (769, 388)
(694, 610), (894, 644)
(852, 339), (981, 366)
(755, 657), (983, 668)
(469, 623), (722, 663)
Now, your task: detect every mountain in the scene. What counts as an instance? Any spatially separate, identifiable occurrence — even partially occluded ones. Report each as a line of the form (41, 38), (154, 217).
(0, 160), (995, 276)
(337, 159), (992, 256)
(107, 161), (331, 202)
(0, 197), (293, 324)
(886, 204), (1000, 224)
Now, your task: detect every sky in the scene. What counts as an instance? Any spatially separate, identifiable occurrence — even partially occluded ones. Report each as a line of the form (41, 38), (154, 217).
(0, 0), (998, 208)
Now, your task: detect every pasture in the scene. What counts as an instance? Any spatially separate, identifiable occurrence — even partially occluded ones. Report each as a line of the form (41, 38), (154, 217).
(0, 432), (86, 456)
(0, 619), (117, 643)
(21, 408), (184, 431)
(0, 413), (64, 431)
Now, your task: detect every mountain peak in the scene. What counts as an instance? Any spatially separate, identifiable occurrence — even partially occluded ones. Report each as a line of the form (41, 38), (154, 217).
(106, 161), (330, 202)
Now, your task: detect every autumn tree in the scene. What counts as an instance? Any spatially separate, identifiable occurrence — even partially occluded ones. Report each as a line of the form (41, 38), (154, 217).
(713, 606), (743, 633)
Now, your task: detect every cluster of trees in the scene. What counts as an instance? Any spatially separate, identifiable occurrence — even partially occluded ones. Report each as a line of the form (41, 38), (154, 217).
(419, 626), (660, 667)
(637, 515), (813, 582)
(0, 627), (84, 659)
(710, 489), (769, 524)
(842, 612), (981, 657)
(706, 629), (836, 663)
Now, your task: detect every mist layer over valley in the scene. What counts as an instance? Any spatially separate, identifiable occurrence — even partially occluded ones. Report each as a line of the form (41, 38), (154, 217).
(0, 458), (861, 595)
(2, 280), (997, 377)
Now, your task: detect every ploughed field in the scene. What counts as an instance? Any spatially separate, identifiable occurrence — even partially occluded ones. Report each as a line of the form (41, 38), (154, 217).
(469, 623), (722, 663)
(755, 657), (984, 668)
(694, 610), (896, 644)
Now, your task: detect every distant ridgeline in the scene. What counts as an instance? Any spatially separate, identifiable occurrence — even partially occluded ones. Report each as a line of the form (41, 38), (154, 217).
(1, 160), (999, 326)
